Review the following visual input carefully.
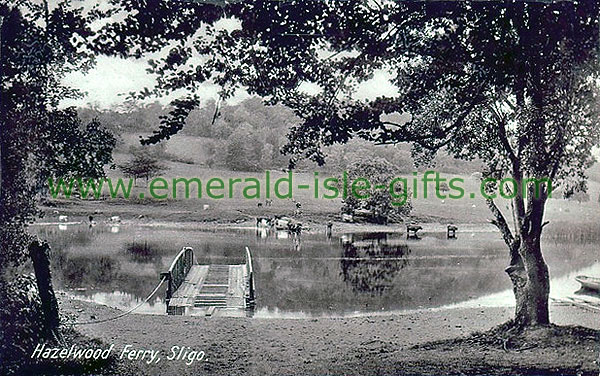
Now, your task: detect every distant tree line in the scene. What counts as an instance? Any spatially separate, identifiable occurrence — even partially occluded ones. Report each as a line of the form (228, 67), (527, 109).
(79, 98), (483, 174)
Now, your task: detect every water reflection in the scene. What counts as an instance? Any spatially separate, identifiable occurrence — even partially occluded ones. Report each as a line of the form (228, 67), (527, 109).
(256, 226), (302, 251)
(340, 233), (411, 296)
(71, 291), (166, 315)
(125, 241), (164, 264)
(56, 254), (121, 287)
(31, 222), (600, 317)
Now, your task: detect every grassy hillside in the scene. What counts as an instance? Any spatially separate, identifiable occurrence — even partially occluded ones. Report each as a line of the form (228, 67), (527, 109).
(41, 131), (600, 228)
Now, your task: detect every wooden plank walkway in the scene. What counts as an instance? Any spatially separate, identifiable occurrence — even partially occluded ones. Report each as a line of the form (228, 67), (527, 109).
(164, 247), (255, 317)
(168, 264), (248, 316)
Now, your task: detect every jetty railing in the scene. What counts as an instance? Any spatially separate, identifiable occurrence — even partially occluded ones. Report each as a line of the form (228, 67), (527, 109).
(161, 247), (194, 306)
(244, 246), (256, 307)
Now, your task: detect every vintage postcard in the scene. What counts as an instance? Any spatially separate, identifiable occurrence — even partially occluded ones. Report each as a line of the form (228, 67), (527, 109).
(0, 1), (599, 375)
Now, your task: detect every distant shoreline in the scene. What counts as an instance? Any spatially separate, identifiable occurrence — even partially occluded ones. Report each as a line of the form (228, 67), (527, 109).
(32, 213), (501, 236)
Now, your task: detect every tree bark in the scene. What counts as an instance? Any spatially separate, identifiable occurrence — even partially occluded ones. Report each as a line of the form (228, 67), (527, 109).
(506, 231), (550, 327)
(488, 181), (551, 327)
(29, 240), (61, 339)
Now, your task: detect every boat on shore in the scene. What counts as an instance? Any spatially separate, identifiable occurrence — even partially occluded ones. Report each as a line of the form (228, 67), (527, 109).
(575, 275), (600, 292)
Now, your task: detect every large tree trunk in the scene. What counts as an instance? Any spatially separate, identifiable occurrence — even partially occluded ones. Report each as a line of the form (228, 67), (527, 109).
(488, 177), (551, 327)
(504, 183), (550, 327)
(506, 231), (550, 326)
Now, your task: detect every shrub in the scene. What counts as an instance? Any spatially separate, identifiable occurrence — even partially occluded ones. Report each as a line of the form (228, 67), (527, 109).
(0, 274), (44, 375)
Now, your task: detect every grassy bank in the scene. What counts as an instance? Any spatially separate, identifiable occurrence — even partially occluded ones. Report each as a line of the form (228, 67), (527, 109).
(39, 156), (600, 229)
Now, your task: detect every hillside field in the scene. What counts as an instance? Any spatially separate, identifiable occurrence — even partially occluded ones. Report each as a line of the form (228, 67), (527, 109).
(42, 133), (600, 229)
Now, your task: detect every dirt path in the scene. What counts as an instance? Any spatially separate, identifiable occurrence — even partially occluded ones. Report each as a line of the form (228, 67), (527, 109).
(59, 294), (599, 375)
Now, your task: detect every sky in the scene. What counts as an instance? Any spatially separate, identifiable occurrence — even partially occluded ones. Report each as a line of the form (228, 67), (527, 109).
(59, 10), (401, 110)
(59, 7), (248, 109)
(61, 56), (226, 109)
(55, 2), (599, 163)
(61, 55), (401, 110)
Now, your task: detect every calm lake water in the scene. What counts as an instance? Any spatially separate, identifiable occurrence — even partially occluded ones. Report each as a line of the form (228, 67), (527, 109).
(32, 222), (600, 318)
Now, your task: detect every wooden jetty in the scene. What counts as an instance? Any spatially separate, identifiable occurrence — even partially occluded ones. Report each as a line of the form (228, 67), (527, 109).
(161, 247), (256, 316)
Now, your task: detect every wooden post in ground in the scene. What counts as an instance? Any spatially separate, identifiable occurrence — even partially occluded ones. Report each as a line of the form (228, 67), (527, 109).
(29, 240), (60, 339)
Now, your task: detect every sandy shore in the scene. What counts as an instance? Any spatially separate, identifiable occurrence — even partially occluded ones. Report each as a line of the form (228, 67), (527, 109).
(58, 293), (600, 376)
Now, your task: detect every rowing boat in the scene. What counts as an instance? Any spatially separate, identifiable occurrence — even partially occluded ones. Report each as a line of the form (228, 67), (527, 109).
(575, 275), (600, 292)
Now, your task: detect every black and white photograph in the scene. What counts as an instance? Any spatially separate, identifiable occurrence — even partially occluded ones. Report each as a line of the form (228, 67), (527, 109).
(0, 0), (599, 375)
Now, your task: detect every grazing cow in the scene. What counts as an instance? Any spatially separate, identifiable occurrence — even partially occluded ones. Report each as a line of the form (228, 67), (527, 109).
(288, 222), (302, 236)
(406, 224), (423, 239)
(341, 213), (354, 222)
(447, 224), (458, 239)
(58, 215), (68, 222)
(257, 202), (263, 208)
(256, 217), (271, 227)
(109, 216), (121, 223)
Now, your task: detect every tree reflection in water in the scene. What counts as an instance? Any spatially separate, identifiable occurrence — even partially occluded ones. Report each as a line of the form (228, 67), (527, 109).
(340, 233), (411, 296)
(59, 255), (121, 287)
